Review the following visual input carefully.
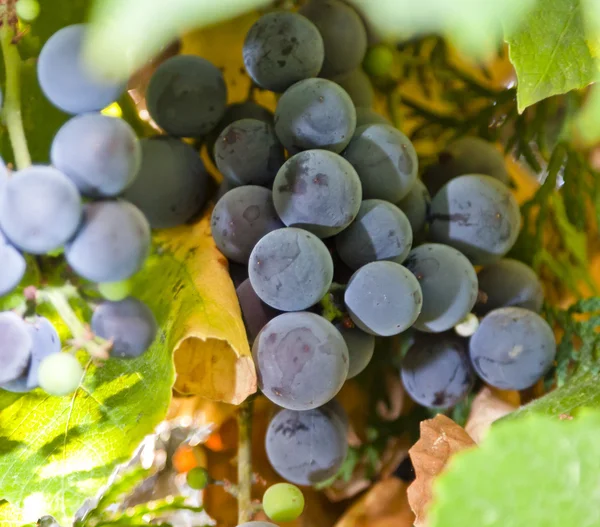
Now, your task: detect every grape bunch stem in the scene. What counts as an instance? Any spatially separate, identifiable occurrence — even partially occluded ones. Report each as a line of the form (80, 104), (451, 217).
(0, 19), (31, 170)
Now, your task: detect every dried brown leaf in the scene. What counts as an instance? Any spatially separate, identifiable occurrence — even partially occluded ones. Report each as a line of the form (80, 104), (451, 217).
(407, 414), (476, 527)
(465, 387), (518, 443)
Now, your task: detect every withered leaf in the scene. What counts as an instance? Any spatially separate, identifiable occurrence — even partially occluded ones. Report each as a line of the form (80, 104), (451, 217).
(465, 387), (518, 444)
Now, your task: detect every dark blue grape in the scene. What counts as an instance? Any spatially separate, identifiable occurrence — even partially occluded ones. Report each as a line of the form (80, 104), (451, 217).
(65, 200), (150, 283)
(273, 150), (362, 238)
(332, 68), (374, 108)
(422, 137), (510, 197)
(476, 259), (544, 315)
(0, 166), (82, 254)
(355, 108), (389, 128)
(236, 279), (280, 344)
(215, 119), (285, 187)
(249, 228), (333, 311)
(429, 175), (521, 265)
(146, 55), (227, 137)
(37, 24), (125, 114)
(123, 137), (209, 229)
(266, 405), (348, 485)
(0, 312), (32, 384)
(0, 230), (26, 297)
(344, 261), (422, 336)
(343, 124), (418, 202)
(0, 316), (60, 392)
(253, 312), (348, 410)
(401, 333), (475, 409)
(92, 298), (157, 359)
(404, 244), (478, 333)
(335, 199), (413, 270)
(299, 0), (367, 78)
(212, 186), (284, 264)
(396, 179), (431, 236)
(243, 11), (324, 92)
(337, 324), (375, 379)
(275, 78), (356, 155)
(51, 113), (141, 197)
(469, 307), (556, 390)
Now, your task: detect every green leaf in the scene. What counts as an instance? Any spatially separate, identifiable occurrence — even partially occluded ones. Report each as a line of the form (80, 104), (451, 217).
(0, 500), (27, 527)
(85, 0), (271, 81)
(0, 304), (174, 525)
(428, 412), (600, 527)
(505, 0), (600, 112)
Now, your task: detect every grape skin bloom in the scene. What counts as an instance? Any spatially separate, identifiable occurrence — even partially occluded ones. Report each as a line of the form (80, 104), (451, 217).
(236, 279), (280, 344)
(0, 229), (26, 297)
(146, 55), (227, 137)
(37, 24), (125, 114)
(337, 324), (375, 379)
(253, 312), (349, 410)
(396, 179), (431, 236)
(0, 312), (32, 385)
(273, 150), (362, 238)
(51, 113), (141, 198)
(212, 186), (284, 264)
(344, 261), (423, 336)
(469, 307), (556, 390)
(265, 405), (348, 485)
(248, 228), (333, 311)
(0, 166), (82, 255)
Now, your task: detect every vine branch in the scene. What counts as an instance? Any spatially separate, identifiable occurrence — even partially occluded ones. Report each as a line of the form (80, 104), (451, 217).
(0, 14), (31, 170)
(237, 398), (253, 524)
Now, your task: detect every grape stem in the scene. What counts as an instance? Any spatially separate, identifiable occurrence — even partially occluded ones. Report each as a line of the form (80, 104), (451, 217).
(0, 17), (31, 170)
(237, 398), (254, 524)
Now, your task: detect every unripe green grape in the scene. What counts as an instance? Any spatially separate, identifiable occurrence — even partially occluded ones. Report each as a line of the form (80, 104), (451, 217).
(262, 483), (305, 522)
(186, 467), (209, 490)
(38, 353), (83, 396)
(16, 0), (40, 21)
(363, 44), (394, 77)
(98, 280), (132, 302)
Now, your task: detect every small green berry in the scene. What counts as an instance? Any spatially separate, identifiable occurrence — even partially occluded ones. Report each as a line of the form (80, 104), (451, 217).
(98, 280), (132, 302)
(186, 467), (210, 490)
(16, 0), (40, 22)
(363, 44), (395, 78)
(38, 353), (83, 396)
(262, 482), (305, 522)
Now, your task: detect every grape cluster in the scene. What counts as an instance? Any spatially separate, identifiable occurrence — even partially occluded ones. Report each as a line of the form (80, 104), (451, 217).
(198, 1), (558, 493)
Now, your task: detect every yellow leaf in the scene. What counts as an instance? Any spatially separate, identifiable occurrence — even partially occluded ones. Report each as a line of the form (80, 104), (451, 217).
(133, 208), (256, 404)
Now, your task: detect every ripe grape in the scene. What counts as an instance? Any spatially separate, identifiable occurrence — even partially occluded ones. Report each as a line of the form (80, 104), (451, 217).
(123, 137), (209, 229)
(355, 107), (389, 128)
(214, 119), (285, 187)
(262, 483), (305, 522)
(0, 229), (26, 297)
(429, 175), (521, 265)
(422, 137), (510, 197)
(335, 199), (413, 270)
(404, 244), (478, 333)
(236, 279), (280, 344)
(396, 179), (431, 235)
(37, 24), (125, 114)
(146, 55), (227, 137)
(51, 114), (141, 197)
(343, 124), (418, 202)
(273, 150), (362, 238)
(243, 11), (324, 92)
(401, 333), (474, 409)
(92, 298), (157, 359)
(344, 261), (423, 336)
(1, 316), (60, 392)
(266, 405), (348, 485)
(248, 228), (333, 311)
(0, 312), (32, 384)
(476, 259), (544, 314)
(332, 68), (374, 108)
(0, 166), (82, 254)
(469, 307), (556, 390)
(38, 352), (83, 396)
(337, 324), (375, 379)
(65, 200), (151, 283)
(274, 78), (356, 155)
(211, 186), (284, 264)
(186, 467), (209, 490)
(252, 312), (348, 410)
(300, 0), (368, 78)
(324, 398), (350, 432)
